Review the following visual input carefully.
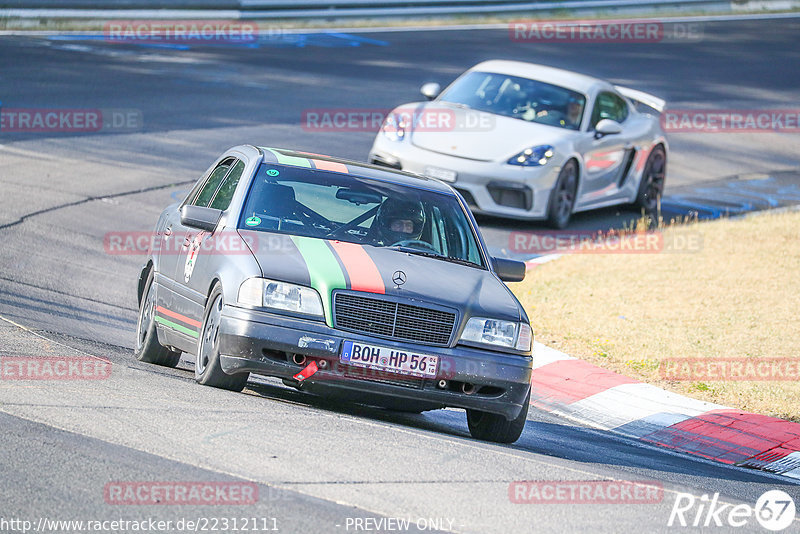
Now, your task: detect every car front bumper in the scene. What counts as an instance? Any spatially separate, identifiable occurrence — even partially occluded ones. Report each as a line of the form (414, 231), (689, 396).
(369, 136), (562, 220)
(217, 305), (532, 420)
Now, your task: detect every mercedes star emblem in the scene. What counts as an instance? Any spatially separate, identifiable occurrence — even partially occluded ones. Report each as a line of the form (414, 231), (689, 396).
(392, 270), (407, 286)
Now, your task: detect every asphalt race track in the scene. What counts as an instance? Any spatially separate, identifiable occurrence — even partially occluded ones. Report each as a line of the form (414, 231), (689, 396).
(1, 16), (799, 533)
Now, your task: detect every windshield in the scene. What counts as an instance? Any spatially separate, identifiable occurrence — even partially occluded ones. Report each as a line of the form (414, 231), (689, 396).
(439, 71), (587, 130)
(239, 163), (485, 268)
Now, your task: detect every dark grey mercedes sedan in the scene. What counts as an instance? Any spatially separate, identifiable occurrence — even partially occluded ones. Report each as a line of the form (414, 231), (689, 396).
(135, 145), (533, 443)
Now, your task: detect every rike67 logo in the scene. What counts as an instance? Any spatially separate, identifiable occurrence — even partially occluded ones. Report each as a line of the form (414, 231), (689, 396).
(669, 490), (796, 531)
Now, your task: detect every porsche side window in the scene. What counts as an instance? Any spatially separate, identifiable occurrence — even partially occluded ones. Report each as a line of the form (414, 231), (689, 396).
(209, 160), (245, 211)
(190, 158), (233, 207)
(590, 92), (629, 129)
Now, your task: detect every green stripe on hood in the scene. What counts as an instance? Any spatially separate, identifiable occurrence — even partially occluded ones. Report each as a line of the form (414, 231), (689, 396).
(290, 236), (346, 326)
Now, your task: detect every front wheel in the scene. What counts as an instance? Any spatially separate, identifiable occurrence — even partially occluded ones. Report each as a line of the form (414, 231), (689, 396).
(546, 160), (578, 229)
(134, 269), (181, 368)
(195, 283), (249, 392)
(466, 388), (530, 443)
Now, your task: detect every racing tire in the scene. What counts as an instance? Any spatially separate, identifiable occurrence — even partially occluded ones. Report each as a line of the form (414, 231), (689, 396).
(134, 269), (181, 368)
(195, 283), (249, 392)
(546, 160), (578, 229)
(466, 388), (530, 444)
(634, 145), (666, 213)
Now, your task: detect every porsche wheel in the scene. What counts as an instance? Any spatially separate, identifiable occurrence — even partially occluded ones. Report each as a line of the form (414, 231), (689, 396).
(547, 160), (578, 229)
(195, 283), (249, 392)
(635, 145), (666, 212)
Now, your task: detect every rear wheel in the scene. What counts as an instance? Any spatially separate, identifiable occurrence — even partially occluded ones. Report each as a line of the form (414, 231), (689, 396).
(634, 145), (666, 212)
(547, 160), (578, 229)
(195, 283), (249, 392)
(134, 270), (181, 367)
(466, 388), (530, 443)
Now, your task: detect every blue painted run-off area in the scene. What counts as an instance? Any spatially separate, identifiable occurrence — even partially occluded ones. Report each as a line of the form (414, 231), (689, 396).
(47, 32), (389, 49)
(660, 175), (800, 220)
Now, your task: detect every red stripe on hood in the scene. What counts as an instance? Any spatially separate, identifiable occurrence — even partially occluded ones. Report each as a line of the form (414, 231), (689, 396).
(329, 241), (385, 294)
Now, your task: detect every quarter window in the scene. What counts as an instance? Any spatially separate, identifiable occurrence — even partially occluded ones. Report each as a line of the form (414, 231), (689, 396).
(590, 92), (629, 129)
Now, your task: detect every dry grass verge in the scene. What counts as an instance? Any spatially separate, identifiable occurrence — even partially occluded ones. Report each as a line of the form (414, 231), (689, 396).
(511, 209), (800, 421)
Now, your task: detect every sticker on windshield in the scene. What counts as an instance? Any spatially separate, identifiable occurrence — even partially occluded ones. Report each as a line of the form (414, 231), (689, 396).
(266, 169), (280, 177)
(245, 215), (261, 227)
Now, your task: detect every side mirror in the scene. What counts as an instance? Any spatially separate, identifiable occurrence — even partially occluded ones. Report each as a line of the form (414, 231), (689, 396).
(181, 205), (222, 232)
(492, 257), (526, 283)
(594, 119), (623, 139)
(420, 82), (441, 101)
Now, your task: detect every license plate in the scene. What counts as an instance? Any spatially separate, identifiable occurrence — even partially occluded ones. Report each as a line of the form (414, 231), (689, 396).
(340, 340), (438, 378)
(424, 166), (457, 182)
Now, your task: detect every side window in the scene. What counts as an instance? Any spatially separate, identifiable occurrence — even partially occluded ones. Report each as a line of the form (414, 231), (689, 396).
(190, 159), (233, 207)
(209, 160), (246, 211)
(590, 92), (629, 129)
(430, 207), (448, 256)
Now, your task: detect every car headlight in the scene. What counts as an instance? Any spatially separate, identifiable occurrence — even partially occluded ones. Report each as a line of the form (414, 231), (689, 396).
(507, 145), (555, 167)
(460, 318), (533, 351)
(381, 113), (408, 142)
(238, 278), (324, 318)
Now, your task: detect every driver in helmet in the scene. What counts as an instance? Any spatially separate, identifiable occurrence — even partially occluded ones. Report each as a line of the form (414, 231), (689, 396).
(534, 96), (583, 130)
(373, 198), (426, 246)
(563, 97), (583, 129)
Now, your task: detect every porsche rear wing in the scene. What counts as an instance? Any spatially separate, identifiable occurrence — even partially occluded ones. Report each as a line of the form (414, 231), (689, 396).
(614, 86), (666, 113)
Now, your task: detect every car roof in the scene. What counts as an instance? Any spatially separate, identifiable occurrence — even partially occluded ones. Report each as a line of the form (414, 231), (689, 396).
(468, 60), (614, 96)
(255, 146), (457, 194)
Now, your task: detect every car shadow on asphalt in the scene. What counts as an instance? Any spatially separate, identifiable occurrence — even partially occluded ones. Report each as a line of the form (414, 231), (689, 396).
(242, 377), (799, 490)
(475, 205), (644, 233)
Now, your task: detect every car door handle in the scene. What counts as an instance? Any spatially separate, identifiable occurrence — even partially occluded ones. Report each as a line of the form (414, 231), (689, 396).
(183, 235), (192, 247)
(164, 226), (172, 237)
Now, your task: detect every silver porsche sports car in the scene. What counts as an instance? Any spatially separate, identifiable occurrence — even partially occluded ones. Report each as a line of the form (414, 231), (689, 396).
(369, 60), (668, 228)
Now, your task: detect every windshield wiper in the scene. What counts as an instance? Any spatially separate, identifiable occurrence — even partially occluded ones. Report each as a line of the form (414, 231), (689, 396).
(387, 246), (482, 268)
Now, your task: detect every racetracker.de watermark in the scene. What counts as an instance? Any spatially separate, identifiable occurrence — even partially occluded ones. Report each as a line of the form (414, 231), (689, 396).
(0, 356), (111, 380)
(0, 107), (142, 133)
(104, 231), (256, 256)
(509, 19), (703, 43)
(104, 20), (259, 44)
(660, 358), (800, 381)
(661, 109), (800, 133)
(509, 230), (703, 255)
(509, 480), (663, 504)
(301, 106), (495, 133)
(104, 482), (258, 505)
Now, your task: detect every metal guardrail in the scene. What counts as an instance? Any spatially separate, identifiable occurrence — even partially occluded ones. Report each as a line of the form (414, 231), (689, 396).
(0, 0), (601, 6)
(0, 0), (788, 18)
(241, 0), (736, 17)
